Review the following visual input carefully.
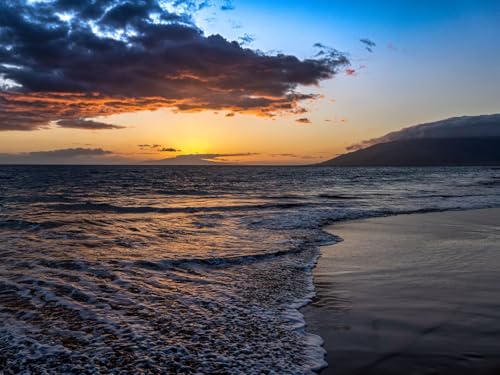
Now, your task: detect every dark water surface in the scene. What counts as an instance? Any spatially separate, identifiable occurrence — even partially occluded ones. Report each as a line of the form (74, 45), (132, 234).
(0, 166), (499, 373)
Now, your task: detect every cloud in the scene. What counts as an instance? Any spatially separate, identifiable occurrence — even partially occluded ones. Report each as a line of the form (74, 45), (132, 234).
(146, 152), (257, 165)
(296, 118), (311, 124)
(138, 144), (178, 152)
(345, 68), (357, 76)
(138, 144), (162, 150)
(28, 148), (112, 158)
(0, 92), (171, 131)
(0, 148), (124, 164)
(0, 0), (349, 131)
(238, 34), (255, 46)
(56, 119), (125, 130)
(347, 114), (500, 151)
(270, 153), (317, 159)
(324, 116), (348, 124)
(360, 38), (376, 53)
(171, 0), (211, 13)
(220, 0), (235, 11)
(272, 153), (295, 157)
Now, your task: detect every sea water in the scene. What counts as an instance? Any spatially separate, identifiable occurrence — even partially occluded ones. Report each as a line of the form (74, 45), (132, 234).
(0, 166), (499, 373)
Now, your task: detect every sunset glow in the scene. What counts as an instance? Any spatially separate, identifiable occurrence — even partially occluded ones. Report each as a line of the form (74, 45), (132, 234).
(1, 0), (499, 163)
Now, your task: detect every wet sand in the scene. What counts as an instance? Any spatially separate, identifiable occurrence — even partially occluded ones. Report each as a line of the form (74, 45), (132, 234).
(303, 208), (500, 375)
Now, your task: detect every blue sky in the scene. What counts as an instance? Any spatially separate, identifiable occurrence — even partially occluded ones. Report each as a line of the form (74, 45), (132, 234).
(198, 0), (500, 135)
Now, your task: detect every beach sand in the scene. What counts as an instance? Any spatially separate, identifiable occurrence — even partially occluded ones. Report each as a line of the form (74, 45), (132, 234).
(303, 208), (500, 375)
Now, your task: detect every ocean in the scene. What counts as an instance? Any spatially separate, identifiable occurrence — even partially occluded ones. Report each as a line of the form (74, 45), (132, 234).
(0, 166), (499, 374)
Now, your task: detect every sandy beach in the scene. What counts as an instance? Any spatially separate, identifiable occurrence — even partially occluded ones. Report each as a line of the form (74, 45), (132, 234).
(304, 208), (500, 375)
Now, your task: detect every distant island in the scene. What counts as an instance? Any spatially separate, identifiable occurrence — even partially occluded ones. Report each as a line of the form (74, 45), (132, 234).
(320, 138), (500, 166)
(321, 114), (500, 166)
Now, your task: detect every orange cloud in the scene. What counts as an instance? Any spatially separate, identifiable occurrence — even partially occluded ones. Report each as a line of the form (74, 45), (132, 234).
(0, 92), (176, 130)
(0, 90), (324, 130)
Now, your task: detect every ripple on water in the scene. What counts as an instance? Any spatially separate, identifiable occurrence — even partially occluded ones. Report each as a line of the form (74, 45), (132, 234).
(0, 166), (499, 373)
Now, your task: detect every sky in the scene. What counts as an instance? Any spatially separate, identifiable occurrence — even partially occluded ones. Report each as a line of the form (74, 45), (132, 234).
(0, 0), (499, 164)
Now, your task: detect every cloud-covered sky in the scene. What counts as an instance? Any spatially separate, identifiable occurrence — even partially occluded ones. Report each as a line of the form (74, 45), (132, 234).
(0, 0), (348, 131)
(1, 0), (499, 164)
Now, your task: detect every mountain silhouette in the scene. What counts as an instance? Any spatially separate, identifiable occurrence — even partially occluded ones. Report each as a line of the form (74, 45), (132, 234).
(321, 137), (500, 166)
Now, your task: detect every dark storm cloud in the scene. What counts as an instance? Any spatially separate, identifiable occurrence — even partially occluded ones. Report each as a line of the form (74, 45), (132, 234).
(0, 0), (349, 131)
(360, 38), (376, 53)
(347, 114), (500, 151)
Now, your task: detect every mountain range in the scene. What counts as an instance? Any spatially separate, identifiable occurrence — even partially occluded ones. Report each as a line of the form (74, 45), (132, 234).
(321, 114), (500, 166)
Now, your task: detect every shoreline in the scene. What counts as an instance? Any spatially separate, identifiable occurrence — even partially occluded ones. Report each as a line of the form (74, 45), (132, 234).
(304, 207), (500, 374)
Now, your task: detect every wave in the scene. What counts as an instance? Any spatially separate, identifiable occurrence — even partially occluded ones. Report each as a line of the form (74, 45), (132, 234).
(317, 193), (359, 200)
(1, 166), (500, 373)
(132, 237), (340, 271)
(46, 201), (312, 214)
(3, 194), (77, 204)
(257, 194), (304, 200)
(155, 189), (215, 196)
(0, 219), (66, 230)
(478, 178), (500, 186)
